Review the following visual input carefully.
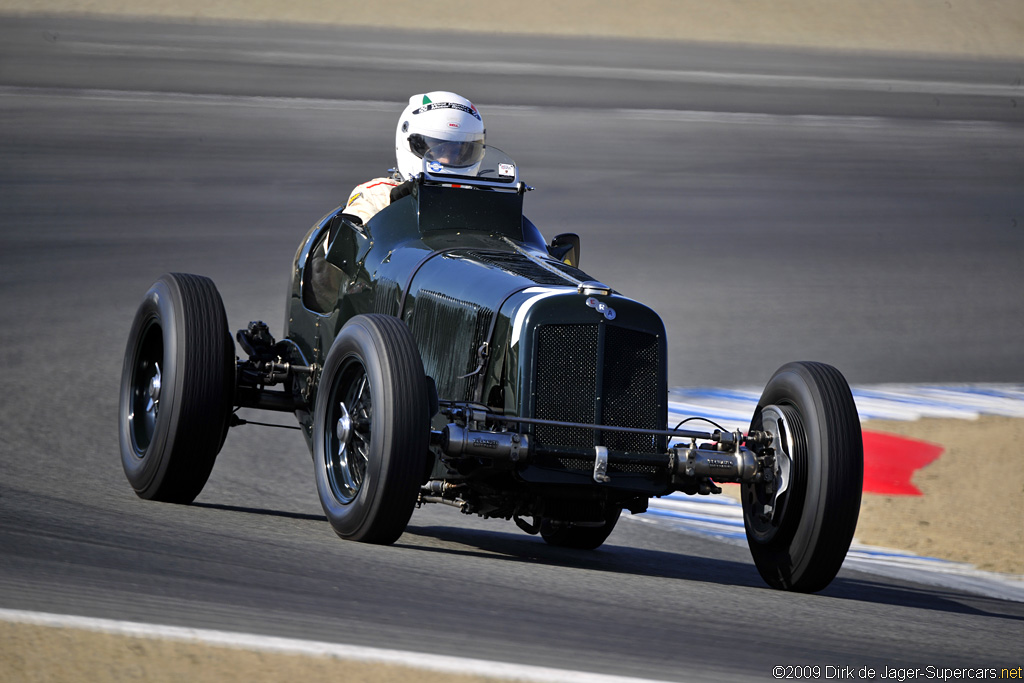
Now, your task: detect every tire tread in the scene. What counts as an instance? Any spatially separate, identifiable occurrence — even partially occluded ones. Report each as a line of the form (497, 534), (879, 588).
(157, 273), (232, 502)
(362, 314), (429, 543)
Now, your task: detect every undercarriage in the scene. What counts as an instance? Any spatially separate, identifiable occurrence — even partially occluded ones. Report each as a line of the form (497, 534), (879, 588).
(230, 320), (792, 532)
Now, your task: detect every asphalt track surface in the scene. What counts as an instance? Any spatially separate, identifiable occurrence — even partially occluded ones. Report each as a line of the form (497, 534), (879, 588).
(1, 16), (1023, 682)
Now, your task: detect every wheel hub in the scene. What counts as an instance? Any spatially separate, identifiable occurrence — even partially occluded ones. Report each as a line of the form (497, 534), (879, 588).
(146, 362), (161, 414)
(334, 401), (359, 493)
(760, 405), (793, 522)
(335, 402), (352, 445)
(324, 367), (372, 505)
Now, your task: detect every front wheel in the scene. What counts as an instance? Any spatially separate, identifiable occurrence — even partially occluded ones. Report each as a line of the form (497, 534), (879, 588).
(312, 314), (430, 544)
(742, 361), (863, 592)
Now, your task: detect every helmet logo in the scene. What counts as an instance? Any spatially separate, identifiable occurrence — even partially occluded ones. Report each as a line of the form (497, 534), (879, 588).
(448, 122), (461, 129)
(411, 102), (482, 121)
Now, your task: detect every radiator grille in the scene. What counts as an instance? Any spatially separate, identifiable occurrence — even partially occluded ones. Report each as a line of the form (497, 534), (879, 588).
(532, 322), (663, 468)
(601, 326), (662, 454)
(534, 324), (599, 448)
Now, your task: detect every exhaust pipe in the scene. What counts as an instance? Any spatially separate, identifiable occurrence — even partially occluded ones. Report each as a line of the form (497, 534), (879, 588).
(442, 424), (528, 462)
(673, 444), (759, 483)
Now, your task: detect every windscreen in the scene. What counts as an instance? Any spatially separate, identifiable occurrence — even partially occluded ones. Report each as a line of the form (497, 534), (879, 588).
(423, 146), (518, 184)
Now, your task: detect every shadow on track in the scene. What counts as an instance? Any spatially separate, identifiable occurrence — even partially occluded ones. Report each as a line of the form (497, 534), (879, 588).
(190, 501), (326, 523)
(404, 523), (765, 589)
(822, 577), (1024, 621)
(404, 524), (1024, 622)
(175, 503), (1024, 623)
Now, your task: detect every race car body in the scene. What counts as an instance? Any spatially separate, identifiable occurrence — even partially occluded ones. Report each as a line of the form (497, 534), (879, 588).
(119, 146), (863, 592)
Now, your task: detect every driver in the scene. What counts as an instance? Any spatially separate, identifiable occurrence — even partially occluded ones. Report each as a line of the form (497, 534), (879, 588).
(342, 91), (486, 225)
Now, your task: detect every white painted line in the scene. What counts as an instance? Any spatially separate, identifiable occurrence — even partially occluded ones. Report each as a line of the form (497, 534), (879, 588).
(58, 39), (1024, 98)
(2, 86), (1017, 131)
(0, 608), (667, 683)
(0, 85), (399, 112)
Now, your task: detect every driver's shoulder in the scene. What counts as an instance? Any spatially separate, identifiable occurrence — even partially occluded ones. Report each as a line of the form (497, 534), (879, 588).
(350, 177), (399, 194)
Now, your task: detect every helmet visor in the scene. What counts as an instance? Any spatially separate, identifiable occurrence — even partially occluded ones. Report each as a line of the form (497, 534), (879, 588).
(409, 133), (486, 168)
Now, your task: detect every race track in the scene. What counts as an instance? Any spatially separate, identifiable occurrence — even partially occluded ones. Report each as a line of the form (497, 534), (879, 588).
(1, 16), (1023, 681)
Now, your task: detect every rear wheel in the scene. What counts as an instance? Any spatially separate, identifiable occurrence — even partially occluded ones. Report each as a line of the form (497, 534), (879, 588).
(312, 314), (430, 544)
(540, 507), (622, 550)
(118, 273), (234, 503)
(742, 361), (863, 592)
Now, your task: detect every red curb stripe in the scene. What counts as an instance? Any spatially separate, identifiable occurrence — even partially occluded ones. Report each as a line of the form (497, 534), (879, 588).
(862, 431), (944, 496)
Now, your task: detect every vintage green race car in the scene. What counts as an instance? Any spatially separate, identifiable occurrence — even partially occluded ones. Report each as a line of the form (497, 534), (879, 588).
(119, 147), (863, 593)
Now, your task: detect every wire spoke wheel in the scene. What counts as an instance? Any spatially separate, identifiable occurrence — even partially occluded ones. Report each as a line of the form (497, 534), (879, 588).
(325, 365), (373, 504)
(313, 314), (430, 544)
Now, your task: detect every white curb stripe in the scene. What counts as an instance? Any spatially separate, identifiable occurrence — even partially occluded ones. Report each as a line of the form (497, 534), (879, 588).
(668, 383), (1024, 430)
(58, 39), (1024, 99)
(0, 608), (666, 683)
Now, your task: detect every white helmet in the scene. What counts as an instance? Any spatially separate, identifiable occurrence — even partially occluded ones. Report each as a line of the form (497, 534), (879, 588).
(395, 91), (486, 181)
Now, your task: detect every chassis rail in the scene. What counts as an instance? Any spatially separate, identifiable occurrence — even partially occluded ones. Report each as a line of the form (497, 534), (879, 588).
(228, 323), (778, 493)
(438, 403), (774, 488)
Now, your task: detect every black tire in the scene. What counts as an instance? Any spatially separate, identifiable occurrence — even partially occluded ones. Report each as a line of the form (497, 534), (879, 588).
(119, 273), (234, 503)
(540, 507), (622, 550)
(742, 361), (863, 592)
(312, 314), (429, 544)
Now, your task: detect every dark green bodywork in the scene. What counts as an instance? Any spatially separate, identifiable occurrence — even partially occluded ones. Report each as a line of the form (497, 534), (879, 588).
(282, 180), (671, 507)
